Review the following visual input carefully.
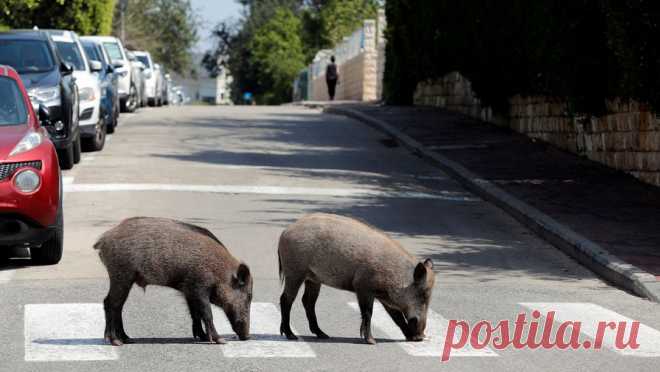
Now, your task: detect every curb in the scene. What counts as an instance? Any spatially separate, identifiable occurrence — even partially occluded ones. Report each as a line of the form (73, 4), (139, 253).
(324, 105), (660, 303)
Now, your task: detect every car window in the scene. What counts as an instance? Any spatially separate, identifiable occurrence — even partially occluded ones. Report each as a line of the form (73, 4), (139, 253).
(136, 55), (150, 68)
(0, 39), (55, 73)
(82, 42), (101, 64)
(54, 41), (86, 71)
(103, 42), (124, 61)
(0, 76), (28, 126)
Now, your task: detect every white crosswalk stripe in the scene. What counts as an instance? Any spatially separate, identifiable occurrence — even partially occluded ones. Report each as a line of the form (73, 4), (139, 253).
(348, 302), (498, 358)
(213, 302), (316, 358)
(24, 303), (118, 362)
(520, 303), (660, 357)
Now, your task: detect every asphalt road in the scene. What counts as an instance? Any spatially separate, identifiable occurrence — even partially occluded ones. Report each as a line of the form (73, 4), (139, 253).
(1, 105), (659, 371)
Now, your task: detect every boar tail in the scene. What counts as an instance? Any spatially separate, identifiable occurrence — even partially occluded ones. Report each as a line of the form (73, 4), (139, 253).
(278, 249), (284, 286)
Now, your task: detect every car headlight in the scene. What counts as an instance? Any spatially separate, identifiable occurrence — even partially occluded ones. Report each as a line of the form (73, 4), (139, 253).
(14, 169), (41, 193)
(79, 87), (96, 102)
(9, 131), (43, 157)
(29, 86), (60, 103)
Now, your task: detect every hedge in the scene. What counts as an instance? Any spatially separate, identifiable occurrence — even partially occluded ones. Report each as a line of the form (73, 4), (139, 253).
(383, 0), (660, 115)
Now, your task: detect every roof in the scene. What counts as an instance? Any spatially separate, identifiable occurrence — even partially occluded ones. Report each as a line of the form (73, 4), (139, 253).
(43, 29), (78, 43)
(81, 35), (120, 43)
(0, 30), (50, 40)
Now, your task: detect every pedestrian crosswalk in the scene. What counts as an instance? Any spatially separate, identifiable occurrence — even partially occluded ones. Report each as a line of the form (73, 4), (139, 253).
(21, 302), (660, 362)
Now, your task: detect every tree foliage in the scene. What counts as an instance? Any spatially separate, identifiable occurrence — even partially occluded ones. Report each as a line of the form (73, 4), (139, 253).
(384, 0), (660, 114)
(1, 0), (116, 35)
(204, 0), (379, 104)
(250, 8), (305, 104)
(112, 0), (197, 74)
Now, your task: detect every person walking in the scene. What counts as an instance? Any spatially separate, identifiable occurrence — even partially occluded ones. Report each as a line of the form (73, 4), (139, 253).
(325, 56), (339, 101)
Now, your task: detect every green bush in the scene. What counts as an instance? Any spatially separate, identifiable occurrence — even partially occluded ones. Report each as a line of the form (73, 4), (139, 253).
(1, 0), (116, 35)
(384, 0), (660, 114)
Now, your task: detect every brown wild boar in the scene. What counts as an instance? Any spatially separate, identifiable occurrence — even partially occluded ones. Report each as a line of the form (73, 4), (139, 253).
(94, 217), (253, 346)
(278, 213), (435, 344)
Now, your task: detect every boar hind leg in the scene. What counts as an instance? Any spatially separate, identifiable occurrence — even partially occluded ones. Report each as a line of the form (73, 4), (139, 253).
(381, 303), (412, 340)
(103, 278), (133, 346)
(302, 280), (329, 339)
(357, 293), (376, 345)
(279, 276), (303, 340)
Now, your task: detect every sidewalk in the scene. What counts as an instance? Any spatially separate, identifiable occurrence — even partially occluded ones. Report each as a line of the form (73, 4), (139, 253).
(324, 103), (660, 302)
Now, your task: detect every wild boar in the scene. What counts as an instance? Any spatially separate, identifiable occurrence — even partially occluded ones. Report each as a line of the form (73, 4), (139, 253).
(278, 213), (435, 344)
(94, 217), (253, 346)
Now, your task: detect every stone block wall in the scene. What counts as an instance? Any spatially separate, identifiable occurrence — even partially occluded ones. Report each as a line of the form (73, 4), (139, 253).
(415, 73), (660, 187)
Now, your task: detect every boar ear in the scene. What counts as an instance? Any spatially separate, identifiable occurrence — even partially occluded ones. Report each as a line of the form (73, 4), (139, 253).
(423, 258), (433, 270)
(234, 263), (251, 287)
(414, 262), (427, 284)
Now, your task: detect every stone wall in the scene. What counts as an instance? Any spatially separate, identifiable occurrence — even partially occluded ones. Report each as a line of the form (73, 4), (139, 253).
(414, 73), (660, 187)
(303, 9), (386, 102)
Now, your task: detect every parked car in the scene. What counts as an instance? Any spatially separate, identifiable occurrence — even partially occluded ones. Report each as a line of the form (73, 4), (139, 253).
(133, 50), (162, 106)
(47, 30), (105, 152)
(80, 37), (119, 134)
(126, 51), (147, 108)
(0, 65), (63, 264)
(0, 29), (80, 169)
(85, 36), (138, 113)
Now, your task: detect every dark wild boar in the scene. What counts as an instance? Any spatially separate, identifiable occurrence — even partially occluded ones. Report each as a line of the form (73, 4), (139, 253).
(278, 213), (435, 344)
(94, 217), (253, 346)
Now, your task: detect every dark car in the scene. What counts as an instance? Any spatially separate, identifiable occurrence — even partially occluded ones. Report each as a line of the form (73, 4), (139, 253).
(0, 30), (81, 170)
(81, 37), (119, 134)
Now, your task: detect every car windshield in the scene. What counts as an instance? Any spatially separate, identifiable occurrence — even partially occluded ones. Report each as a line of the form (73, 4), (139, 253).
(136, 55), (150, 68)
(103, 42), (124, 62)
(0, 76), (28, 126)
(0, 39), (55, 73)
(55, 41), (86, 71)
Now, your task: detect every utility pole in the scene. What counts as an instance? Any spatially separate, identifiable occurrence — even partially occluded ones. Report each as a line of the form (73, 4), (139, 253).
(119, 0), (129, 42)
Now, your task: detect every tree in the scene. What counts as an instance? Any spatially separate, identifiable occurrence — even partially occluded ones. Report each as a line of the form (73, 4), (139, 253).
(1, 0), (116, 34)
(112, 0), (197, 74)
(249, 7), (305, 104)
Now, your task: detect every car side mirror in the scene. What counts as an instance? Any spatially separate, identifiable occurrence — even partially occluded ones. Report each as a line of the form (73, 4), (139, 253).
(143, 69), (152, 79)
(89, 60), (103, 72)
(60, 62), (74, 75)
(106, 64), (115, 74)
(38, 104), (50, 123)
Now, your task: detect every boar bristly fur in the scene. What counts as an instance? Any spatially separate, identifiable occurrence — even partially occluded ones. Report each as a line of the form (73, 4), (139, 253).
(278, 213), (435, 344)
(94, 217), (253, 346)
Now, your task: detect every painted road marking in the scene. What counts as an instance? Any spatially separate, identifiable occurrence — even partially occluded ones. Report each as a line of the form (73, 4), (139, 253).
(520, 303), (660, 357)
(63, 183), (480, 201)
(82, 156), (96, 162)
(348, 302), (497, 357)
(213, 302), (315, 358)
(24, 303), (118, 362)
(0, 269), (15, 284)
(62, 176), (75, 185)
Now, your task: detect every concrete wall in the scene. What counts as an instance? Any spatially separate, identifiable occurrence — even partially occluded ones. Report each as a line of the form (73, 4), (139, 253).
(414, 72), (660, 187)
(303, 9), (386, 102)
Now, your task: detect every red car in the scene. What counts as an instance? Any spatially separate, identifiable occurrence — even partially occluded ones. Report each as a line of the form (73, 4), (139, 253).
(0, 65), (62, 264)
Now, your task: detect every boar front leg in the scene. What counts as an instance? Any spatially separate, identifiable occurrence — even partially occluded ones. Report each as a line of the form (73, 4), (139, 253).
(187, 292), (225, 344)
(185, 297), (207, 341)
(357, 292), (376, 345)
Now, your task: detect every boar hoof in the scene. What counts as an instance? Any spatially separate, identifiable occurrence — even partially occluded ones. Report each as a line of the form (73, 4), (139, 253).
(211, 335), (227, 344)
(110, 338), (123, 347)
(315, 331), (330, 339)
(365, 337), (376, 345)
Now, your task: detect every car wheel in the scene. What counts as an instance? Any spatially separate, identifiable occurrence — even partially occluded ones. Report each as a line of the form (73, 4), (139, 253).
(83, 120), (106, 152)
(58, 144), (75, 170)
(32, 199), (63, 265)
(127, 85), (138, 113)
(73, 135), (81, 164)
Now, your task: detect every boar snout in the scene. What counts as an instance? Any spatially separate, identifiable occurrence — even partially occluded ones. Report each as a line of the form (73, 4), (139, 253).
(405, 317), (426, 342)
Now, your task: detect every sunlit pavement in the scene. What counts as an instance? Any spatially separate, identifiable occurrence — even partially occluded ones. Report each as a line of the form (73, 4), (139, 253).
(1, 106), (659, 371)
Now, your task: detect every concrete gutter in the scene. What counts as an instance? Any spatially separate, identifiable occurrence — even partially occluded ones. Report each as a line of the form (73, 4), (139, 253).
(324, 105), (660, 302)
